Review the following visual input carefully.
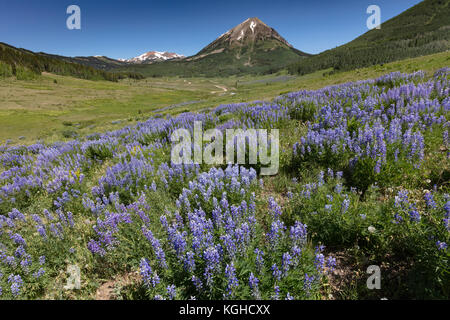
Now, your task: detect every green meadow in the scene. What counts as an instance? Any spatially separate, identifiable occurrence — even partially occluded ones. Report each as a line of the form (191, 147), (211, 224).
(0, 50), (449, 300)
(1, 51), (449, 145)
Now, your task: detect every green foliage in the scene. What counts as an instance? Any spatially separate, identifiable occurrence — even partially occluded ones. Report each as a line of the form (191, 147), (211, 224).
(287, 172), (450, 298)
(0, 42), (144, 82)
(114, 42), (309, 78)
(0, 61), (12, 78)
(0, 56), (448, 300)
(15, 66), (38, 80)
(85, 142), (116, 161)
(288, 0), (450, 76)
(288, 101), (317, 122)
(61, 130), (78, 139)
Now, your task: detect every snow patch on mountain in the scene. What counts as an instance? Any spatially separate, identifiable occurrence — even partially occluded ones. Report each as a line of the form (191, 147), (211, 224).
(237, 30), (244, 41)
(121, 51), (185, 63)
(250, 21), (257, 33)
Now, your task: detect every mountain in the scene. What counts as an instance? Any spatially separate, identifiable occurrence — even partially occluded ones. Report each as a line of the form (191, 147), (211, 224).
(194, 17), (295, 58)
(288, 0), (450, 75)
(37, 53), (128, 70)
(121, 51), (185, 64)
(114, 17), (311, 77)
(0, 42), (143, 81)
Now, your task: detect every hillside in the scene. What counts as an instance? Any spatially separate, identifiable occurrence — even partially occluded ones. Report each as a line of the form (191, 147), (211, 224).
(0, 42), (143, 81)
(288, 0), (450, 75)
(39, 52), (128, 70)
(0, 61), (449, 300)
(114, 17), (310, 77)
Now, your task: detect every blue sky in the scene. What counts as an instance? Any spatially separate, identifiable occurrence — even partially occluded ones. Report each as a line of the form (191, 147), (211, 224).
(0, 0), (423, 59)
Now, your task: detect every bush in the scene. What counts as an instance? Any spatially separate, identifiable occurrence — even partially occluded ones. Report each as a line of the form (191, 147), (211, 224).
(61, 130), (78, 138)
(288, 169), (450, 298)
(0, 61), (13, 78)
(288, 101), (317, 122)
(15, 66), (38, 80)
(87, 166), (334, 300)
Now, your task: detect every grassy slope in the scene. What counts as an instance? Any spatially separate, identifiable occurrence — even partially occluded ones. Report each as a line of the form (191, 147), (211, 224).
(0, 51), (449, 145)
(0, 52), (448, 301)
(288, 0), (450, 75)
(0, 74), (222, 144)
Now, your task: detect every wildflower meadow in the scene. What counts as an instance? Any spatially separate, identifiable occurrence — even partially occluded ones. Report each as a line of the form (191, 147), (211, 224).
(0, 68), (448, 300)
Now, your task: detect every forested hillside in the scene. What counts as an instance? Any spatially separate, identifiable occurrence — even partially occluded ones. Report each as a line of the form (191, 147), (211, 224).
(288, 0), (450, 75)
(0, 42), (143, 81)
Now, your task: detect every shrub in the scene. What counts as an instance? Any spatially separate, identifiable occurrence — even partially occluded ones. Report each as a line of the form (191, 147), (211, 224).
(0, 61), (13, 78)
(15, 66), (38, 80)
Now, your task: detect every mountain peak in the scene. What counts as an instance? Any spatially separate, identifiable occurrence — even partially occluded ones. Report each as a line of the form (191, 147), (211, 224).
(122, 51), (185, 64)
(197, 17), (293, 56)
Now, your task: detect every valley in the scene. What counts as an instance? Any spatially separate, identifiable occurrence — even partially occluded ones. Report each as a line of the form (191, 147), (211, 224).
(1, 51), (448, 145)
(0, 0), (449, 302)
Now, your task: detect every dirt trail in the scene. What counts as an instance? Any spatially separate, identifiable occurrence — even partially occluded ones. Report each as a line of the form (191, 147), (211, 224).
(211, 85), (228, 94)
(95, 272), (140, 300)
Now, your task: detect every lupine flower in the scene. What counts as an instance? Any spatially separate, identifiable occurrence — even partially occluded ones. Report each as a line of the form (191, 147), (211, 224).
(249, 272), (259, 297)
(36, 225), (47, 240)
(393, 213), (404, 224)
(254, 248), (265, 272)
(290, 221), (307, 244)
(33, 268), (45, 279)
(341, 199), (350, 213)
(142, 227), (167, 269)
(183, 251), (196, 272)
(166, 285), (176, 300)
(191, 275), (203, 292)
(14, 246), (25, 258)
(272, 285), (280, 300)
(436, 241), (447, 251)
(87, 240), (106, 256)
(271, 264), (282, 281)
(267, 219), (286, 248)
(5, 256), (16, 268)
(20, 254), (32, 272)
(408, 208), (421, 222)
(203, 246), (221, 287)
(303, 273), (315, 295)
(314, 253), (325, 273)
(10, 233), (26, 247)
(282, 253), (292, 274)
(424, 192), (437, 209)
(7, 274), (23, 297)
(326, 256), (336, 272)
(140, 258), (160, 288)
(224, 263), (238, 297)
(315, 245), (325, 254)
